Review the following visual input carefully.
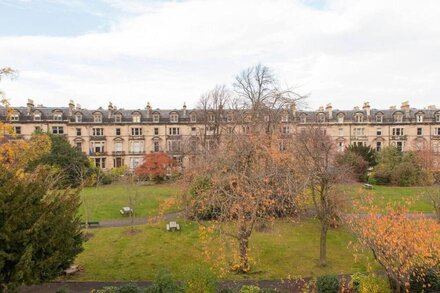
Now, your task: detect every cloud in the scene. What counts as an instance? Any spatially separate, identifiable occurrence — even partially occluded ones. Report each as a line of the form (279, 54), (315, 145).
(0, 0), (440, 110)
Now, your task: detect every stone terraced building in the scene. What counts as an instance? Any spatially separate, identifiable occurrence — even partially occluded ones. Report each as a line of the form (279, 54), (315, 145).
(1, 99), (440, 170)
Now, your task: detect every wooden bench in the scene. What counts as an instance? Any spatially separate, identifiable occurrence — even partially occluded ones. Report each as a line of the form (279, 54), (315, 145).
(363, 183), (373, 190)
(166, 221), (180, 232)
(80, 221), (100, 228)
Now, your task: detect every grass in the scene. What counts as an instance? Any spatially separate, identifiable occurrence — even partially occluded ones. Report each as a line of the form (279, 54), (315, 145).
(72, 219), (372, 281)
(344, 183), (435, 213)
(78, 183), (180, 221)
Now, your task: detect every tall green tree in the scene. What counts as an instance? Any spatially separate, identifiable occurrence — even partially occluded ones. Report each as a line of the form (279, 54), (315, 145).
(29, 135), (92, 187)
(0, 166), (83, 292)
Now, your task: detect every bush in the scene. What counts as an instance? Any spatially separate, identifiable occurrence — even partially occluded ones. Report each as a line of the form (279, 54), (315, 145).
(183, 265), (217, 293)
(410, 268), (440, 292)
(116, 283), (143, 293)
(317, 275), (340, 293)
(351, 274), (390, 293)
(336, 150), (369, 182)
(147, 269), (183, 293)
(240, 285), (261, 293)
(367, 176), (377, 185)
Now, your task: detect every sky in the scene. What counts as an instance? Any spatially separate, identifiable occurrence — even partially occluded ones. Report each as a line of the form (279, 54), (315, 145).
(0, 0), (439, 111)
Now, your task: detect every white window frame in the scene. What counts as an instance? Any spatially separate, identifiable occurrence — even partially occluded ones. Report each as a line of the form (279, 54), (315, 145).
(92, 128), (104, 136)
(170, 113), (179, 123)
(94, 114), (103, 123)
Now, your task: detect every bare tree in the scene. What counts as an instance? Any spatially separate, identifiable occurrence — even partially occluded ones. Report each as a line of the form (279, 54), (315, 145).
(290, 126), (352, 267)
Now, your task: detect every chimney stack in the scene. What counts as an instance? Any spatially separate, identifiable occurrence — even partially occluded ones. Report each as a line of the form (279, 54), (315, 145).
(290, 102), (297, 117)
(146, 102), (152, 118)
(325, 103), (333, 119)
(363, 101), (371, 117)
(68, 100), (75, 116)
(108, 102), (114, 118)
(401, 101), (410, 117)
(182, 102), (187, 117)
(26, 99), (34, 115)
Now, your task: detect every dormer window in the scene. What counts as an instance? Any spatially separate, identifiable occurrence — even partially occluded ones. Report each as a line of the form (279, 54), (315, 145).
(53, 112), (63, 121)
(94, 114), (103, 123)
(208, 113), (215, 123)
(153, 113), (160, 123)
(75, 114), (82, 123)
(300, 114), (307, 124)
(416, 113), (424, 123)
(394, 113), (403, 123)
(354, 113), (364, 123)
(337, 113), (344, 123)
(376, 114), (383, 123)
(33, 112), (41, 121)
(10, 112), (19, 121)
(114, 114), (122, 123)
(435, 113), (440, 123)
(281, 113), (289, 122)
(170, 113), (179, 123)
(317, 113), (325, 123)
(190, 113), (197, 123)
(132, 113), (141, 123)
(226, 113), (233, 123)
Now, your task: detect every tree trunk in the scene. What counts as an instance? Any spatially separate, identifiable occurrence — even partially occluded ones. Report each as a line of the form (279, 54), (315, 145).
(319, 222), (328, 267)
(238, 236), (249, 273)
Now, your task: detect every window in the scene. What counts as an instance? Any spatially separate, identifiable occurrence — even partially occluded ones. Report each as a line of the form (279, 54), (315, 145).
(14, 126), (21, 135)
(417, 128), (423, 136)
(337, 142), (344, 152)
(153, 141), (160, 152)
(393, 141), (404, 152)
(376, 128), (382, 136)
(376, 115), (383, 123)
(116, 128), (121, 136)
(76, 128), (82, 136)
(353, 127), (365, 136)
(94, 114), (102, 123)
(354, 113), (364, 123)
(154, 128), (159, 135)
(191, 127), (197, 135)
(242, 125), (250, 134)
(436, 113), (440, 123)
(10, 113), (19, 121)
(130, 141), (144, 153)
(130, 157), (142, 169)
(208, 113), (215, 123)
(376, 142), (382, 152)
(131, 127), (142, 136)
(317, 113), (325, 123)
(94, 158), (106, 169)
(153, 114), (160, 123)
(169, 127), (180, 135)
(170, 113), (179, 123)
(416, 114), (424, 122)
(300, 114), (307, 124)
(75, 114), (82, 123)
(114, 142), (123, 152)
(394, 114), (403, 123)
(34, 126), (41, 132)
(53, 113), (62, 121)
(434, 128), (440, 136)
(91, 141), (105, 153)
(75, 142), (82, 150)
(190, 113), (197, 123)
(114, 114), (122, 123)
(392, 127), (404, 136)
(353, 141), (366, 147)
(114, 157), (123, 168)
(132, 114), (141, 123)
(52, 126), (64, 135)
(338, 128), (343, 137)
(168, 140), (181, 152)
(337, 114), (344, 123)
(281, 114), (288, 122)
(33, 113), (41, 121)
(281, 126), (289, 134)
(92, 128), (104, 136)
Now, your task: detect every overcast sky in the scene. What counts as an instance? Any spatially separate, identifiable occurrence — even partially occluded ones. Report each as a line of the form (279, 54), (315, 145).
(0, 0), (439, 110)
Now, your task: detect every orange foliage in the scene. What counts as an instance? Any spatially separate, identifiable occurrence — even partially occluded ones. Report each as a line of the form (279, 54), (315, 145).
(347, 196), (440, 292)
(134, 152), (173, 179)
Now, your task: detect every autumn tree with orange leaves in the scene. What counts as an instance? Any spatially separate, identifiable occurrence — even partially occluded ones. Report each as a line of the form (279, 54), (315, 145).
(135, 151), (174, 182)
(346, 197), (440, 293)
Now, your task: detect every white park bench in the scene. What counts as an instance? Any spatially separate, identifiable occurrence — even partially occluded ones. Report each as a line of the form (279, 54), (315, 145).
(166, 221), (180, 232)
(120, 206), (133, 216)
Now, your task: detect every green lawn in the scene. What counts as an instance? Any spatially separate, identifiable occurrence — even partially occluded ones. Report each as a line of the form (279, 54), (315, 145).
(78, 183), (181, 221)
(72, 219), (372, 281)
(343, 184), (435, 213)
